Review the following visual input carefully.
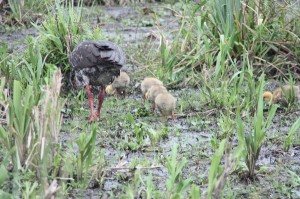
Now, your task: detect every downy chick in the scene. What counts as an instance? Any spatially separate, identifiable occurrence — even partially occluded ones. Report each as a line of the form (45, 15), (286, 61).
(108, 71), (130, 98)
(155, 92), (176, 122)
(263, 85), (300, 105)
(145, 85), (168, 112)
(105, 84), (114, 95)
(141, 77), (163, 102)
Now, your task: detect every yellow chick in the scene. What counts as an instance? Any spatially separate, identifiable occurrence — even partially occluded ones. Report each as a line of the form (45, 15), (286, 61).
(155, 92), (176, 122)
(263, 85), (300, 105)
(107, 71), (130, 98)
(141, 77), (163, 102)
(105, 84), (114, 95)
(145, 85), (168, 112)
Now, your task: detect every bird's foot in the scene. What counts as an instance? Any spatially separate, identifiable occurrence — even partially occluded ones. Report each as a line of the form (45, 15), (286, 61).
(171, 112), (177, 122)
(88, 116), (95, 123)
(88, 113), (99, 123)
(96, 112), (101, 121)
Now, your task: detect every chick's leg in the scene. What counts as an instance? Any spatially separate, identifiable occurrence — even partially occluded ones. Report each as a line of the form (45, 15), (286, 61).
(151, 102), (155, 112)
(96, 89), (106, 121)
(85, 85), (95, 123)
(171, 111), (177, 122)
(162, 115), (167, 123)
(114, 88), (118, 98)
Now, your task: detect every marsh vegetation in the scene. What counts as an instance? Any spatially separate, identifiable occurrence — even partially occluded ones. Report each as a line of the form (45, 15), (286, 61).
(1, 0), (300, 198)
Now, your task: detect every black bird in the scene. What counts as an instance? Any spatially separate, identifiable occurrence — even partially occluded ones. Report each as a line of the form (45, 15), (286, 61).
(69, 40), (126, 123)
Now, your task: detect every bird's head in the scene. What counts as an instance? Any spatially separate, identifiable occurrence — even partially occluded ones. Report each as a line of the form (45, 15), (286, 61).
(105, 85), (114, 95)
(74, 71), (89, 88)
(263, 91), (273, 102)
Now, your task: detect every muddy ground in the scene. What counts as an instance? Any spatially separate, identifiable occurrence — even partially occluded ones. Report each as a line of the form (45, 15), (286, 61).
(1, 2), (300, 199)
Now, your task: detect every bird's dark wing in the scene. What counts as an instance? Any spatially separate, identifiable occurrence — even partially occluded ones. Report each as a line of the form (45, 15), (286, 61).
(69, 40), (126, 70)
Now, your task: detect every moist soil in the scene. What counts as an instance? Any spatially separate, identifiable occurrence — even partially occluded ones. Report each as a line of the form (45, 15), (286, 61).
(1, 3), (300, 199)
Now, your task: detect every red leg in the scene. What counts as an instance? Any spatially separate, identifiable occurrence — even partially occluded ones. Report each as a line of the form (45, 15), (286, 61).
(114, 89), (118, 98)
(143, 94), (146, 103)
(171, 111), (177, 122)
(85, 85), (95, 123)
(96, 89), (106, 121)
(151, 103), (155, 112)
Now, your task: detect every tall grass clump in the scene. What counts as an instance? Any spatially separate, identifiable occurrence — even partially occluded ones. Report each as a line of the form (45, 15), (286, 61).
(284, 117), (300, 152)
(75, 126), (97, 182)
(0, 44), (64, 195)
(208, 0), (242, 40)
(206, 139), (236, 199)
(0, 44), (16, 88)
(61, 125), (101, 189)
(17, 38), (58, 95)
(0, 70), (63, 196)
(158, 0), (300, 86)
(158, 0), (241, 85)
(6, 0), (51, 24)
(0, 77), (9, 152)
(29, 71), (64, 177)
(165, 144), (192, 198)
(7, 80), (36, 168)
(198, 52), (260, 115)
(236, 74), (278, 179)
(33, 0), (103, 74)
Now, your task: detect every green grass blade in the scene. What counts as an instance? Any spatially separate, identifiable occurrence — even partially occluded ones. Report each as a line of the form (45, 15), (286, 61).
(284, 117), (300, 152)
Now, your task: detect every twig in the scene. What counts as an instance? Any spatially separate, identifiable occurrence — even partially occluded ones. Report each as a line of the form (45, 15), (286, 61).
(44, 180), (60, 199)
(254, 56), (288, 79)
(104, 165), (163, 172)
(212, 144), (236, 199)
(175, 108), (218, 118)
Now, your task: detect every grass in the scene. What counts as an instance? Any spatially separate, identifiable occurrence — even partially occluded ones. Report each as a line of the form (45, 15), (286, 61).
(157, 0), (300, 85)
(284, 117), (300, 152)
(4, 0), (50, 25)
(32, 0), (103, 74)
(165, 144), (192, 198)
(2, 0), (180, 26)
(1, 0), (300, 198)
(236, 74), (278, 179)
